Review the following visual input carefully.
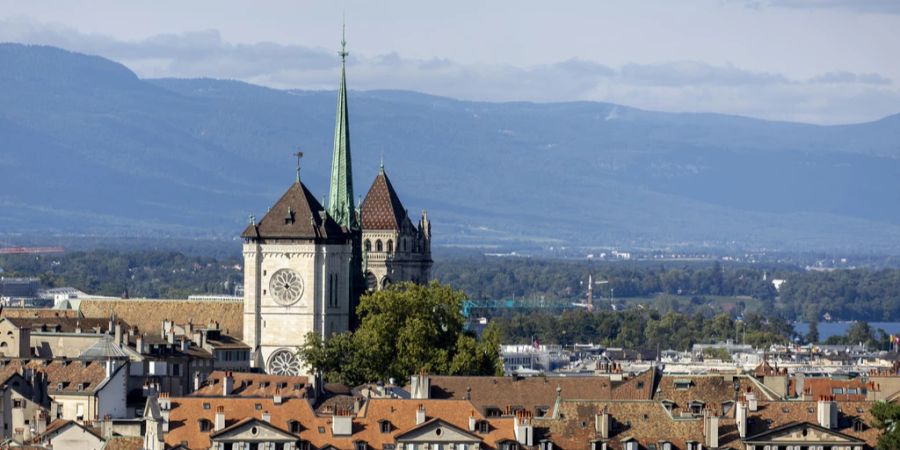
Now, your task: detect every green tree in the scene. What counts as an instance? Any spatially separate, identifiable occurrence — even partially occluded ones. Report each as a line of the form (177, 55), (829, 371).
(871, 401), (900, 450)
(847, 321), (875, 348)
(299, 282), (502, 385)
(806, 318), (819, 344)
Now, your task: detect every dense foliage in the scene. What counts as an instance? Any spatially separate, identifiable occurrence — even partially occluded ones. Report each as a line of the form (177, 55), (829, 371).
(494, 310), (794, 350)
(0, 250), (242, 299)
(871, 401), (900, 450)
(436, 257), (900, 321)
(298, 282), (503, 386)
(434, 258), (779, 302)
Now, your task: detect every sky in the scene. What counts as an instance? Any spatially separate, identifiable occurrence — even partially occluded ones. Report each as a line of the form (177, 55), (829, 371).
(1, 0), (899, 124)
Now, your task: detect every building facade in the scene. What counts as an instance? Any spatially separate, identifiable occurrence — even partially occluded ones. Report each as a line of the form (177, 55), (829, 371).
(240, 34), (432, 376)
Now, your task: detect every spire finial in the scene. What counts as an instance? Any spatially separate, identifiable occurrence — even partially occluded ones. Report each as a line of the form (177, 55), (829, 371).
(294, 148), (304, 182)
(379, 152), (384, 172)
(339, 17), (348, 62)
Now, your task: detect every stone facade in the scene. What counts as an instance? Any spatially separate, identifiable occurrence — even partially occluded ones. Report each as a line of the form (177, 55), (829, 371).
(242, 240), (352, 376)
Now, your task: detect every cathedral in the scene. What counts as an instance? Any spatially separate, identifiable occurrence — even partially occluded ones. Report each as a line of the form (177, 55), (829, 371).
(240, 35), (432, 376)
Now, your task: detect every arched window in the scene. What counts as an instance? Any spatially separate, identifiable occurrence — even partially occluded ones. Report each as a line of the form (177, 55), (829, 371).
(364, 239), (371, 252)
(387, 240), (393, 254)
(376, 240), (383, 252)
(365, 272), (378, 291)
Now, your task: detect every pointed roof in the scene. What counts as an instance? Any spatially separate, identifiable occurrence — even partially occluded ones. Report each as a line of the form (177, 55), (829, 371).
(242, 182), (349, 241)
(361, 168), (411, 231)
(327, 32), (357, 230)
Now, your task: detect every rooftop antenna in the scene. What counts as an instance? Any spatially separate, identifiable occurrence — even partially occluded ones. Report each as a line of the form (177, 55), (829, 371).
(294, 148), (304, 182)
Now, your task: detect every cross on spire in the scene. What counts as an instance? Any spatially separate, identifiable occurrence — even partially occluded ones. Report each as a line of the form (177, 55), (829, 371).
(339, 18), (349, 62)
(294, 148), (304, 182)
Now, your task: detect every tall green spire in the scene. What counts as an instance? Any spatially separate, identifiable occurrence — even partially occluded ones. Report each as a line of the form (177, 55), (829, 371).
(327, 23), (357, 230)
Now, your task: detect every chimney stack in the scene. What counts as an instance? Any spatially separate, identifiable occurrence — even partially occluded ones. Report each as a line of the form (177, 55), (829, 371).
(114, 322), (123, 345)
(736, 400), (748, 438)
(416, 404), (426, 425)
(193, 372), (202, 392)
(817, 396), (837, 429)
(705, 412), (719, 448)
(410, 370), (431, 400)
(596, 408), (610, 440)
(214, 406), (226, 431)
(262, 411), (270, 423)
(514, 411), (534, 446)
(468, 411), (476, 432)
(223, 372), (234, 396)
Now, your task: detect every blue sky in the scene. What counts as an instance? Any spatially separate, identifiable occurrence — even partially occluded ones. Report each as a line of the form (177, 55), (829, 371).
(1, 0), (898, 124)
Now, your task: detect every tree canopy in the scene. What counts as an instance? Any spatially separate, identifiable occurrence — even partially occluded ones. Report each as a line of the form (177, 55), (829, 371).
(298, 282), (502, 386)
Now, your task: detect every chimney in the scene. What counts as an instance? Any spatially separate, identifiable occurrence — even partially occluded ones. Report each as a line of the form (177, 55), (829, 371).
(410, 370), (431, 400)
(746, 391), (758, 411)
(416, 404), (427, 425)
(514, 412), (534, 446)
(137, 334), (147, 354)
(817, 396), (837, 429)
(185, 321), (193, 339)
(159, 394), (172, 432)
(214, 406), (226, 431)
(736, 400), (748, 438)
(193, 372), (202, 392)
(596, 408), (610, 439)
(274, 388), (283, 405)
(332, 412), (352, 436)
(180, 339), (190, 352)
(114, 323), (123, 345)
(468, 411), (476, 432)
(706, 413), (719, 448)
(262, 411), (270, 423)
(101, 414), (113, 439)
(167, 326), (176, 345)
(105, 360), (115, 378)
(223, 372), (234, 396)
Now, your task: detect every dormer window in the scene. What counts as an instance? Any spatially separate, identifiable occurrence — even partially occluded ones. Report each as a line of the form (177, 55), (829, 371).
(477, 420), (490, 433)
(674, 379), (692, 390)
(289, 420), (302, 434)
(198, 419), (212, 432)
(689, 401), (704, 415)
(354, 441), (367, 450)
(485, 407), (502, 417)
(539, 440), (554, 450)
(379, 420), (391, 433)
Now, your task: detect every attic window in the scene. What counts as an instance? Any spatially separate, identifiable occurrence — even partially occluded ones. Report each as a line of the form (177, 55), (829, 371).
(854, 419), (866, 432)
(284, 207), (295, 225)
(674, 379), (692, 390)
(255, 403), (263, 410)
(379, 420), (391, 433)
(355, 441), (367, 450)
(637, 381), (645, 389)
(477, 420), (490, 433)
(289, 420), (302, 434)
(198, 419), (212, 432)
(486, 407), (502, 417)
(203, 403), (211, 410)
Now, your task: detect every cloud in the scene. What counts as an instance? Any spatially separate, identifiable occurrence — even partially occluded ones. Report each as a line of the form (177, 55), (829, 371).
(808, 71), (892, 85)
(731, 0), (900, 14)
(0, 17), (897, 124)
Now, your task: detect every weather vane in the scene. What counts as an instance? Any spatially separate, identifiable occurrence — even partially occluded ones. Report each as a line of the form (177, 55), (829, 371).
(294, 148), (304, 182)
(339, 16), (349, 62)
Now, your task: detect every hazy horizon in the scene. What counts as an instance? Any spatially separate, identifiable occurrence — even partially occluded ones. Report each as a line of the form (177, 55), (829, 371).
(1, 0), (899, 125)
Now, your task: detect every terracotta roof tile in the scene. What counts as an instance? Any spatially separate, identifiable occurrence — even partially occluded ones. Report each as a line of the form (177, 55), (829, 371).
(192, 371), (308, 398)
(361, 170), (410, 231)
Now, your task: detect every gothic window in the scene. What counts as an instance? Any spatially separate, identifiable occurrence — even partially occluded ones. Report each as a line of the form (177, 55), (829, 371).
(366, 272), (378, 291)
(387, 240), (393, 254)
(376, 240), (383, 252)
(364, 239), (371, 252)
(268, 349), (302, 376)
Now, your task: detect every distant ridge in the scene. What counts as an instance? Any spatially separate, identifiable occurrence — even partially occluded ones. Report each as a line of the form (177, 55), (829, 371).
(2, 43), (900, 252)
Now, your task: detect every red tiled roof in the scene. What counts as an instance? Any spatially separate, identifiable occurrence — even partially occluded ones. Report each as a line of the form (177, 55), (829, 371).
(361, 170), (410, 231)
(242, 182), (349, 241)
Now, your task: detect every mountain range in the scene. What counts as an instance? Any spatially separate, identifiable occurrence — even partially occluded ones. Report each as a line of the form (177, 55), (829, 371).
(1, 43), (899, 253)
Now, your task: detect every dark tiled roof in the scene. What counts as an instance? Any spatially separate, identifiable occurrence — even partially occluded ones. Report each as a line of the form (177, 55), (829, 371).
(361, 170), (410, 231)
(242, 182), (349, 241)
(79, 299), (243, 339)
